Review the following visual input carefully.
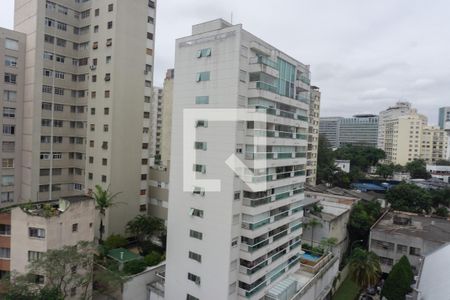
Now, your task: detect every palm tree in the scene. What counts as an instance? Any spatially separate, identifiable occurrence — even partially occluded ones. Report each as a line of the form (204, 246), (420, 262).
(348, 248), (381, 290)
(93, 185), (120, 244)
(303, 218), (323, 247)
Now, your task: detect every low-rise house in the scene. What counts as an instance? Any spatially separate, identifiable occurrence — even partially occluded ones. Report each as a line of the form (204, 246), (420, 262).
(369, 210), (450, 274)
(426, 164), (450, 184)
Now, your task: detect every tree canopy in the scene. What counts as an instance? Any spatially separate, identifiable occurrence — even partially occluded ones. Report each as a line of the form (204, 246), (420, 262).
(381, 256), (414, 300)
(348, 200), (382, 245)
(405, 159), (431, 179)
(348, 248), (381, 289)
(386, 183), (432, 214)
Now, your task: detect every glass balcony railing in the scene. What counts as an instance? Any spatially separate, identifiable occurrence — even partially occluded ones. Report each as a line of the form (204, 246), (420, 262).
(296, 94), (310, 104)
(245, 152), (307, 160)
(248, 129), (307, 140)
(256, 81), (278, 94)
(243, 188), (304, 207)
(297, 76), (311, 85)
(257, 56), (279, 69)
(252, 106), (308, 123)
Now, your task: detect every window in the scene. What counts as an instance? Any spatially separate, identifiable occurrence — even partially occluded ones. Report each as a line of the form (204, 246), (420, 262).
(107, 21), (113, 29)
(28, 251), (43, 262)
(2, 159), (14, 168)
(0, 224), (11, 235)
(143, 111), (150, 118)
(193, 164), (206, 173)
(186, 295), (199, 300)
(105, 90), (110, 98)
(4, 73), (17, 84)
(5, 56), (17, 67)
(92, 41), (98, 49)
(148, 16), (154, 24)
(30, 274), (44, 284)
(104, 107), (110, 115)
(3, 107), (15, 118)
(147, 32), (153, 40)
(55, 71), (64, 79)
(145, 80), (152, 87)
(93, 25), (99, 33)
(95, 8), (99, 16)
(146, 48), (153, 56)
(56, 38), (66, 47)
(2, 142), (14, 153)
(3, 125), (15, 135)
(141, 174), (147, 180)
(108, 3), (113, 11)
(43, 51), (53, 61)
(54, 87), (64, 95)
(72, 223), (78, 232)
(189, 230), (203, 240)
(91, 108), (95, 115)
(29, 227), (45, 238)
(105, 73), (111, 81)
(106, 56), (111, 63)
(195, 120), (208, 128)
(189, 208), (204, 218)
(102, 175), (107, 183)
(54, 104), (64, 111)
(148, 0), (155, 8)
(102, 141), (108, 149)
(102, 158), (107, 166)
(142, 143), (149, 149)
(187, 273), (200, 285)
(195, 96), (209, 104)
(104, 124), (109, 132)
(106, 38), (112, 47)
(142, 159), (148, 165)
(194, 142), (207, 151)
(231, 237), (238, 247)
(5, 38), (18, 50)
(410, 247), (421, 256)
(0, 248), (10, 259)
(42, 85), (52, 93)
(55, 55), (65, 63)
(89, 157), (94, 164)
(196, 48), (212, 58)
(379, 256), (393, 266)
(234, 192), (240, 200)
(196, 71), (210, 82)
(140, 189), (146, 195)
(4, 90), (16, 101)
(397, 244), (407, 254)
(1, 192), (14, 203)
(139, 204), (147, 212)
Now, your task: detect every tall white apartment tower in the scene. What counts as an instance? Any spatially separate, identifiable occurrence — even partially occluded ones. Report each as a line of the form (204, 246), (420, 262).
(14, 0), (156, 235)
(166, 19), (309, 300)
(439, 107), (450, 159)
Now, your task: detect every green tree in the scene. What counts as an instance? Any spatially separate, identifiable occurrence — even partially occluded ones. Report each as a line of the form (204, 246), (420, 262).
(144, 251), (163, 266)
(348, 201), (381, 245)
(320, 237), (338, 252)
(435, 207), (449, 218)
(104, 234), (128, 250)
(430, 188), (450, 208)
(405, 159), (431, 179)
(93, 185), (121, 244)
(126, 215), (165, 255)
(316, 136), (337, 184)
(435, 159), (450, 166)
(334, 145), (385, 172)
(348, 248), (381, 290)
(303, 218), (323, 247)
(376, 163), (394, 179)
(381, 256), (414, 300)
(386, 183), (432, 213)
(123, 260), (147, 275)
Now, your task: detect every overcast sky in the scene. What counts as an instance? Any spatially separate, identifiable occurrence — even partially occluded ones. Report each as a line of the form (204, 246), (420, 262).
(1, 0), (449, 124)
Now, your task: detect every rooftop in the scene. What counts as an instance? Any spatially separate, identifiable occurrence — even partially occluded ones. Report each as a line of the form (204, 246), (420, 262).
(372, 211), (450, 244)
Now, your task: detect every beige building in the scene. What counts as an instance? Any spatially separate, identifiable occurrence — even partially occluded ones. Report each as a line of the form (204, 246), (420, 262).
(382, 112), (427, 165)
(306, 86), (320, 185)
(13, 0), (157, 236)
(0, 28), (26, 206)
(0, 196), (95, 297)
(150, 87), (163, 165)
(160, 68), (174, 168)
(420, 125), (448, 164)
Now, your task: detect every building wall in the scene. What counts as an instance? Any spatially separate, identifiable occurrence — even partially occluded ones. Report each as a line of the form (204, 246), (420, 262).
(338, 115), (378, 148)
(0, 28), (26, 205)
(439, 107), (450, 159)
(0, 212), (11, 277)
(160, 69), (174, 168)
(420, 125), (448, 164)
(306, 86), (320, 185)
(319, 117), (342, 148)
(149, 87), (162, 164)
(166, 19), (309, 300)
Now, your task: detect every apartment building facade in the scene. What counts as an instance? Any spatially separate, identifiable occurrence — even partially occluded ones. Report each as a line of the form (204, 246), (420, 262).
(0, 196), (95, 298)
(150, 87), (163, 165)
(318, 117), (342, 148)
(306, 86), (320, 185)
(160, 68), (174, 168)
(0, 28), (26, 206)
(166, 19), (311, 300)
(14, 0), (156, 235)
(420, 125), (448, 163)
(438, 106), (450, 159)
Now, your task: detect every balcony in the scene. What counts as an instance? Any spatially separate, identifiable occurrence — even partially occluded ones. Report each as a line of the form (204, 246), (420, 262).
(295, 94), (310, 104)
(242, 188), (304, 208)
(251, 107), (308, 123)
(255, 81), (278, 94)
(247, 129), (307, 141)
(245, 152), (307, 160)
(241, 207), (300, 231)
(250, 56), (279, 70)
(244, 170), (305, 184)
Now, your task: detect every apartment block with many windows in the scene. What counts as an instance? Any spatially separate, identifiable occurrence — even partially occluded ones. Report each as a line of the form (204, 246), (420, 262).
(166, 19), (311, 300)
(306, 86), (320, 185)
(438, 106), (450, 159)
(0, 28), (25, 206)
(14, 0), (156, 235)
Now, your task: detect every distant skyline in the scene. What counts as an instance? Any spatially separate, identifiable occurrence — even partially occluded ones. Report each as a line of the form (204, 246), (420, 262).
(1, 0), (449, 124)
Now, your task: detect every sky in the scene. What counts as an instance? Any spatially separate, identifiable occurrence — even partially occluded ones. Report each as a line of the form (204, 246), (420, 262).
(1, 0), (449, 124)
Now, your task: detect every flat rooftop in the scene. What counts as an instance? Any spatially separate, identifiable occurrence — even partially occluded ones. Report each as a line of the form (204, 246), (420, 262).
(372, 211), (450, 244)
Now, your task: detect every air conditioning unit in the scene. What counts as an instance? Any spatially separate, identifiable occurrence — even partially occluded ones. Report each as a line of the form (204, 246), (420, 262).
(89, 65), (96, 70)
(195, 278), (201, 285)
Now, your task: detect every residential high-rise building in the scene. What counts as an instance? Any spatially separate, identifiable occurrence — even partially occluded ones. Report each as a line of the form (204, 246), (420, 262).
(150, 87), (163, 165)
(421, 125), (448, 163)
(319, 117), (342, 148)
(439, 107), (450, 159)
(0, 28), (26, 205)
(377, 101), (417, 150)
(14, 0), (157, 235)
(306, 86), (320, 185)
(166, 19), (312, 300)
(160, 68), (174, 167)
(338, 114), (378, 148)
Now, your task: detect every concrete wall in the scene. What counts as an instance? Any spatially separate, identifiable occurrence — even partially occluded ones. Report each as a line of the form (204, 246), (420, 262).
(122, 263), (165, 300)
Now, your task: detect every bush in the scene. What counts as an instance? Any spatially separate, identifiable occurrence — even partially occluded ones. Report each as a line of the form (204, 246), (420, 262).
(381, 256), (414, 300)
(435, 207), (449, 218)
(104, 234), (128, 250)
(302, 243), (312, 251)
(123, 259), (147, 275)
(144, 251), (162, 266)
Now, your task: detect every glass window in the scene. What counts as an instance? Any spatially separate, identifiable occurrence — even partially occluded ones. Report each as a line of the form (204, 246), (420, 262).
(0, 224), (11, 235)
(29, 227), (45, 238)
(189, 230), (203, 240)
(5, 38), (18, 50)
(195, 96), (209, 104)
(0, 247), (10, 259)
(196, 71), (210, 82)
(196, 48), (211, 58)
(5, 56), (17, 67)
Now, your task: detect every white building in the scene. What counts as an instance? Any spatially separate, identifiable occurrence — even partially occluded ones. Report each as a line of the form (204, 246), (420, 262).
(166, 19), (318, 300)
(335, 160), (350, 173)
(438, 107), (450, 159)
(426, 164), (450, 183)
